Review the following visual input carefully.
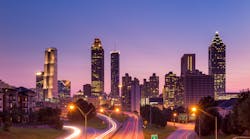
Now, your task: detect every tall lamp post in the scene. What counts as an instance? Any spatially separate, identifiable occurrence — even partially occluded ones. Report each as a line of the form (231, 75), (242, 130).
(99, 107), (120, 128)
(173, 113), (177, 127)
(69, 103), (94, 139)
(192, 107), (217, 139)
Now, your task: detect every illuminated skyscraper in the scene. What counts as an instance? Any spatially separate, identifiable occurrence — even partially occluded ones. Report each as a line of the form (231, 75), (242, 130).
(91, 38), (104, 96)
(110, 51), (120, 97)
(121, 73), (132, 110)
(149, 73), (159, 97)
(181, 54), (195, 76)
(36, 71), (44, 101)
(209, 32), (226, 100)
(43, 48), (58, 101)
(163, 72), (183, 108)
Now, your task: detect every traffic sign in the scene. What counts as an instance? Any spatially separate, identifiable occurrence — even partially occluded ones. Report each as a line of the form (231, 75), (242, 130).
(151, 134), (158, 139)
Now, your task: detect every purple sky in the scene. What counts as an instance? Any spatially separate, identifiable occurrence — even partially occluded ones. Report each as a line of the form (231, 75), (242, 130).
(0, 0), (250, 94)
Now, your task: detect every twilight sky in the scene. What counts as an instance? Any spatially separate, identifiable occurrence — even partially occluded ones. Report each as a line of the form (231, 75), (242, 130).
(1, 0), (250, 94)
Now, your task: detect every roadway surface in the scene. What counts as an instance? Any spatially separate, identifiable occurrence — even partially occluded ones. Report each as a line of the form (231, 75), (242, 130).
(111, 112), (144, 139)
(167, 122), (198, 139)
(60, 113), (118, 139)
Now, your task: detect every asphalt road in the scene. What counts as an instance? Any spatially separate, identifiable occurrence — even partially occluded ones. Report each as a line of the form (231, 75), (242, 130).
(167, 122), (198, 139)
(111, 112), (144, 139)
(60, 113), (118, 139)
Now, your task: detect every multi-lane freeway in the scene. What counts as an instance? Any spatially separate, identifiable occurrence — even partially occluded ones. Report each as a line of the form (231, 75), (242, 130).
(111, 112), (144, 139)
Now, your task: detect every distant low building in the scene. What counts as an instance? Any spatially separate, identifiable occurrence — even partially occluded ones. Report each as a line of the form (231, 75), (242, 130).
(58, 80), (71, 99)
(149, 97), (164, 110)
(83, 84), (91, 97)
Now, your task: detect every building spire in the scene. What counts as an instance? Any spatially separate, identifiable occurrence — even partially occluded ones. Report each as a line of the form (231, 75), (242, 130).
(212, 31), (223, 45)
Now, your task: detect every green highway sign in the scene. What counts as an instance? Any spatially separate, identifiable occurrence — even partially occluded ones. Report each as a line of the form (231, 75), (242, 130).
(151, 134), (158, 139)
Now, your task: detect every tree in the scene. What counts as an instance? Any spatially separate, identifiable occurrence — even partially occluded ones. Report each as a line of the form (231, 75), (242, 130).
(67, 99), (96, 122)
(37, 107), (63, 130)
(194, 96), (222, 136)
(195, 107), (222, 136)
(140, 105), (167, 127)
(198, 96), (216, 109)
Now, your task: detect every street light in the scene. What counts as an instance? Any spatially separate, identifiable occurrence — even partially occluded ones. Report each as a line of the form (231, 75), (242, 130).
(68, 103), (93, 139)
(173, 113), (177, 127)
(191, 106), (217, 139)
(99, 108), (120, 128)
(115, 108), (120, 113)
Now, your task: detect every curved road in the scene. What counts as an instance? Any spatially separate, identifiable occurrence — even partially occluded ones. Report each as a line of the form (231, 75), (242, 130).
(111, 112), (144, 139)
(167, 122), (198, 139)
(61, 113), (118, 139)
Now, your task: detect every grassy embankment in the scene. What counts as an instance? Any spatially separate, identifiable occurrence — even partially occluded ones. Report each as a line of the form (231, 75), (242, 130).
(143, 125), (177, 139)
(0, 127), (67, 139)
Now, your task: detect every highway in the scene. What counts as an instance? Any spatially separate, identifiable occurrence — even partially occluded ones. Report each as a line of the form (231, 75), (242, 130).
(111, 112), (144, 139)
(61, 113), (118, 139)
(167, 122), (198, 139)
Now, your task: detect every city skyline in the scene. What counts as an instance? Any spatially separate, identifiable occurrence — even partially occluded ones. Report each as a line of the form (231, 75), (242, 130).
(1, 1), (250, 94)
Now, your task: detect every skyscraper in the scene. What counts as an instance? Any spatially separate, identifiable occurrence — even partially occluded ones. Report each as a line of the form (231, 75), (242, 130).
(140, 79), (150, 106)
(163, 71), (183, 108)
(209, 32), (226, 100)
(121, 73), (132, 111)
(110, 51), (120, 97)
(36, 71), (44, 101)
(183, 70), (214, 108)
(130, 78), (140, 113)
(43, 48), (58, 101)
(149, 73), (159, 97)
(91, 38), (104, 96)
(181, 54), (195, 76)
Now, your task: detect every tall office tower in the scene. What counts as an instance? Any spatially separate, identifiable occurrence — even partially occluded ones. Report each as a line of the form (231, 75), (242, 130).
(91, 38), (104, 97)
(110, 51), (120, 97)
(209, 32), (226, 100)
(183, 70), (214, 108)
(163, 71), (184, 108)
(149, 73), (159, 97)
(121, 73), (132, 111)
(83, 84), (91, 97)
(130, 78), (141, 113)
(58, 80), (71, 99)
(140, 79), (150, 106)
(43, 48), (58, 101)
(181, 54), (196, 76)
(36, 71), (44, 101)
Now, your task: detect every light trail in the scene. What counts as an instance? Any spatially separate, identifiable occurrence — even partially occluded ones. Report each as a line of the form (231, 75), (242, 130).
(63, 125), (81, 139)
(95, 113), (117, 139)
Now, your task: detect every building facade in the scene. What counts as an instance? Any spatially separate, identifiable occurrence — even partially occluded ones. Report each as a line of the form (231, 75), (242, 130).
(58, 80), (71, 99)
(183, 70), (214, 108)
(91, 38), (104, 96)
(140, 79), (150, 106)
(83, 84), (91, 97)
(121, 73), (132, 111)
(0, 87), (36, 123)
(181, 54), (196, 76)
(130, 78), (140, 113)
(163, 71), (184, 108)
(149, 73), (159, 97)
(209, 32), (226, 100)
(110, 51), (120, 97)
(36, 71), (44, 101)
(43, 47), (58, 101)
